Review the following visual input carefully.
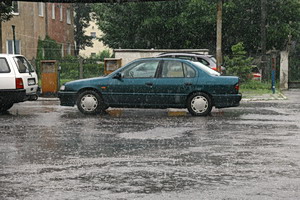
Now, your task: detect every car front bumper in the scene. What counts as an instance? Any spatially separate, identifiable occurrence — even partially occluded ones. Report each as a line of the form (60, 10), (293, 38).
(213, 93), (242, 108)
(58, 91), (77, 106)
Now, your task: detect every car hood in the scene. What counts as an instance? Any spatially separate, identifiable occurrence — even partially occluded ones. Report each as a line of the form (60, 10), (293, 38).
(64, 76), (109, 91)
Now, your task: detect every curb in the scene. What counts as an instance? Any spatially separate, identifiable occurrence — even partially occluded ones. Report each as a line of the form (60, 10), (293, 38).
(37, 97), (59, 101)
(241, 92), (287, 102)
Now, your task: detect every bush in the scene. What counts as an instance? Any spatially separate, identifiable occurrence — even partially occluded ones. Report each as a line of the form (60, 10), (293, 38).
(224, 42), (253, 82)
(59, 59), (104, 80)
(90, 50), (112, 61)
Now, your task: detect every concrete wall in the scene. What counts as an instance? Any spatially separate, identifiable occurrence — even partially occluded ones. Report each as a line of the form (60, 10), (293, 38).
(46, 3), (75, 57)
(280, 51), (289, 90)
(79, 14), (111, 58)
(2, 2), (46, 59)
(114, 49), (209, 66)
(1, 2), (74, 59)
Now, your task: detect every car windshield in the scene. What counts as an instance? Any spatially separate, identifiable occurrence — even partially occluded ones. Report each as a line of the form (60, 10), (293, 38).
(13, 56), (35, 73)
(191, 61), (220, 76)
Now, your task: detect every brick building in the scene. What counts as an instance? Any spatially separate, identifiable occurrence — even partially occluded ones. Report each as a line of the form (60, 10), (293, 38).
(1, 1), (74, 60)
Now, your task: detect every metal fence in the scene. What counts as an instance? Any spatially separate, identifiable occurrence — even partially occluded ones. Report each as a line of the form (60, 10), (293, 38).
(30, 58), (105, 85)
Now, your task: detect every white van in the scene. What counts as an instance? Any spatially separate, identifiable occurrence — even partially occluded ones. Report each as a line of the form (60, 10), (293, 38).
(0, 54), (39, 112)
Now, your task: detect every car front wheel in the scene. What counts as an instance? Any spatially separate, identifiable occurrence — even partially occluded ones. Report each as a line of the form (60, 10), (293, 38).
(187, 92), (212, 116)
(76, 90), (107, 115)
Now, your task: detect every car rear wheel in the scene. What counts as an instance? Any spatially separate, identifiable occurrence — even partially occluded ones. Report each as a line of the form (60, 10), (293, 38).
(76, 90), (107, 115)
(187, 92), (212, 116)
(0, 103), (14, 113)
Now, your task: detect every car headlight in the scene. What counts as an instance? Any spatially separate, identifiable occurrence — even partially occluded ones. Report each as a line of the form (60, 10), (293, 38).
(60, 85), (66, 91)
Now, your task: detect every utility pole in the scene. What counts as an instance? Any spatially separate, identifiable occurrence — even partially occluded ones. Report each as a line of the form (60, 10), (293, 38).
(216, 0), (223, 73)
(12, 25), (16, 54)
(0, 21), (2, 53)
(261, 0), (267, 80)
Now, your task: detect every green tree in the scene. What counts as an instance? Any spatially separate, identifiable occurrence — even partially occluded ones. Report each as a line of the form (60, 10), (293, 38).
(224, 42), (253, 81)
(37, 36), (62, 60)
(223, 0), (300, 54)
(91, 49), (111, 61)
(93, 0), (300, 55)
(0, 1), (13, 53)
(93, 1), (190, 49)
(74, 3), (93, 57)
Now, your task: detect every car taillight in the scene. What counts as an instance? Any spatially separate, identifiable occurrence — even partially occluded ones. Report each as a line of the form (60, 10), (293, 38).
(16, 78), (24, 89)
(253, 73), (261, 78)
(235, 83), (240, 91)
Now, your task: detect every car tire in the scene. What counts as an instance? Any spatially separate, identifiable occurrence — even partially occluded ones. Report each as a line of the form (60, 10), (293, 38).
(187, 92), (212, 116)
(0, 103), (14, 113)
(76, 90), (107, 115)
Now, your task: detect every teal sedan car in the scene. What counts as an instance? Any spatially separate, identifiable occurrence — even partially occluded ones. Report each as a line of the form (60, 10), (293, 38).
(58, 58), (242, 116)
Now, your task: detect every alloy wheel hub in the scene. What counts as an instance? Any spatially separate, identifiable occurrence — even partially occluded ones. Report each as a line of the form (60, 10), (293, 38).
(191, 96), (208, 113)
(81, 94), (98, 111)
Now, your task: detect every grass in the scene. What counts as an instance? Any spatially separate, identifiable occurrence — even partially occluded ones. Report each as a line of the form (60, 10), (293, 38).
(240, 80), (281, 98)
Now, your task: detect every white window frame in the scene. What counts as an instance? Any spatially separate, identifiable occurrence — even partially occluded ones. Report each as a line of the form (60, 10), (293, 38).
(66, 8), (71, 24)
(61, 44), (64, 57)
(60, 5), (63, 21)
(38, 2), (44, 17)
(67, 43), (71, 55)
(12, 1), (19, 15)
(6, 40), (21, 54)
(52, 4), (55, 20)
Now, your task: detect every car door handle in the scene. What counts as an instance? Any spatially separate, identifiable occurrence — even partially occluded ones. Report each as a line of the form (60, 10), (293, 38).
(184, 82), (193, 86)
(145, 82), (153, 86)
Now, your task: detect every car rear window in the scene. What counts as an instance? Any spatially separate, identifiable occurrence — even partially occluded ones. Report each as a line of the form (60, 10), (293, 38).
(0, 58), (10, 73)
(192, 61), (220, 76)
(13, 56), (35, 73)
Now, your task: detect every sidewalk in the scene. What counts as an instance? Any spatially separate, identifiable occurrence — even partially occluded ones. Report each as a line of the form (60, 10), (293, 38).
(241, 91), (287, 101)
(37, 97), (59, 101)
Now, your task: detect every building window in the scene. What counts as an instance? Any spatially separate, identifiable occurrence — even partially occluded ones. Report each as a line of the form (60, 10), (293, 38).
(7, 40), (21, 54)
(60, 44), (64, 57)
(60, 5), (63, 21)
(66, 8), (71, 24)
(90, 32), (96, 38)
(52, 4), (55, 19)
(67, 43), (71, 55)
(12, 1), (19, 15)
(38, 2), (44, 17)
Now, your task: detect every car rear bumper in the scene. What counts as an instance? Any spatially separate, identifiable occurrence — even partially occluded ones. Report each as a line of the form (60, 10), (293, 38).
(0, 89), (26, 104)
(213, 93), (242, 108)
(58, 91), (77, 106)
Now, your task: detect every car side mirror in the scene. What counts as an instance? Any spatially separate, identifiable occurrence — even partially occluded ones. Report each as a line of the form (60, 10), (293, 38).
(113, 72), (122, 79)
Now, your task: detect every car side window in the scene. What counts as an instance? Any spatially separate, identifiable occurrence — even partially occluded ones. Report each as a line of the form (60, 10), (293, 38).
(122, 60), (159, 78)
(161, 61), (184, 78)
(0, 58), (10, 73)
(161, 61), (196, 78)
(183, 63), (196, 78)
(176, 56), (195, 61)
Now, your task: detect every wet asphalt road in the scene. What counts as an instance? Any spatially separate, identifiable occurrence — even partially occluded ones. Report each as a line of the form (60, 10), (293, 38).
(0, 90), (300, 200)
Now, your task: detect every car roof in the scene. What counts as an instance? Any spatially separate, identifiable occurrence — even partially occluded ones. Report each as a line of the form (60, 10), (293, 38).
(0, 54), (23, 57)
(137, 57), (193, 62)
(157, 52), (214, 57)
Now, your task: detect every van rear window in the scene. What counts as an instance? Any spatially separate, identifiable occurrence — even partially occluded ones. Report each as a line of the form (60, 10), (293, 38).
(13, 56), (35, 73)
(0, 58), (10, 73)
